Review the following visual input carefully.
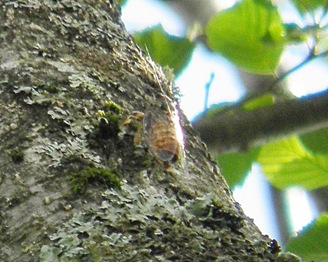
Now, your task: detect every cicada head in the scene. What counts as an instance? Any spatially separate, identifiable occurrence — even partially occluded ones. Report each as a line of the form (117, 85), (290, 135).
(121, 111), (144, 143)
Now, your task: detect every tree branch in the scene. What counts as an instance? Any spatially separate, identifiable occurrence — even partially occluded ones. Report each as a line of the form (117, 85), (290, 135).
(193, 89), (328, 153)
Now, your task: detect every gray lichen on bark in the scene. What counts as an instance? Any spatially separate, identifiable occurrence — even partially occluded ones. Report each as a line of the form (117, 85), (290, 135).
(0, 1), (301, 261)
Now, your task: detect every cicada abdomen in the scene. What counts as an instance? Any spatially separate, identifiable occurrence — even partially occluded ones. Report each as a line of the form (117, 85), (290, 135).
(143, 103), (184, 164)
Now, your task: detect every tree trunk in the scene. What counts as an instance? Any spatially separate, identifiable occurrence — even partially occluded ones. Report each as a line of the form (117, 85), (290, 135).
(0, 1), (300, 261)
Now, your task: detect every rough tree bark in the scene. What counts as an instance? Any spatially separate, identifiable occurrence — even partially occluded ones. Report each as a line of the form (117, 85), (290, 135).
(0, 1), (301, 261)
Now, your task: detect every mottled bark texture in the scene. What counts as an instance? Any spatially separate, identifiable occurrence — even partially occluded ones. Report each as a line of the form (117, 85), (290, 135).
(0, 1), (300, 261)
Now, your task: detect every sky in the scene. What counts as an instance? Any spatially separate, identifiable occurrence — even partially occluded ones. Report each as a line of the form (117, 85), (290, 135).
(121, 0), (326, 245)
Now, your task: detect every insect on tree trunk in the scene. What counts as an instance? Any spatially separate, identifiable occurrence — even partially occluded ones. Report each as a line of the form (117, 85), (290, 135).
(0, 1), (301, 261)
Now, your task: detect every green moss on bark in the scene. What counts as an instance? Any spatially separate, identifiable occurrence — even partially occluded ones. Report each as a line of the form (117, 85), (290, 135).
(69, 166), (121, 195)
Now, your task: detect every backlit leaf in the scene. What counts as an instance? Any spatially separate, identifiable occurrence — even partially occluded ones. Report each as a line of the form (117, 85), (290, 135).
(243, 94), (275, 111)
(206, 0), (285, 73)
(291, 0), (328, 15)
(217, 147), (259, 189)
(286, 213), (328, 262)
(257, 136), (328, 189)
(300, 128), (328, 154)
(133, 25), (194, 76)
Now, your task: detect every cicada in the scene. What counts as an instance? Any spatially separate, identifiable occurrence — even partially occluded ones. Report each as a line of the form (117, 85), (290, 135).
(143, 100), (184, 165)
(122, 96), (185, 168)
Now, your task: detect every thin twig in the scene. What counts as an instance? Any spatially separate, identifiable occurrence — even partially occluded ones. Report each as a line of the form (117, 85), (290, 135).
(270, 49), (328, 88)
(204, 73), (214, 111)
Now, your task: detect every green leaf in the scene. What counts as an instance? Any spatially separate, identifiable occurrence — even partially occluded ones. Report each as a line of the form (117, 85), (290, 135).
(119, 0), (128, 6)
(206, 0), (285, 73)
(133, 25), (195, 76)
(291, 0), (328, 15)
(257, 136), (328, 190)
(286, 213), (328, 262)
(243, 94), (275, 111)
(217, 147), (259, 188)
(284, 23), (308, 43)
(300, 128), (328, 154)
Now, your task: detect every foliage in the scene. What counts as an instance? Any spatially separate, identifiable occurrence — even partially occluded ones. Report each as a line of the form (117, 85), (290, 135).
(257, 136), (328, 190)
(131, 0), (328, 260)
(206, 0), (286, 73)
(217, 147), (260, 187)
(286, 213), (328, 262)
(133, 24), (195, 76)
(292, 0), (328, 15)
